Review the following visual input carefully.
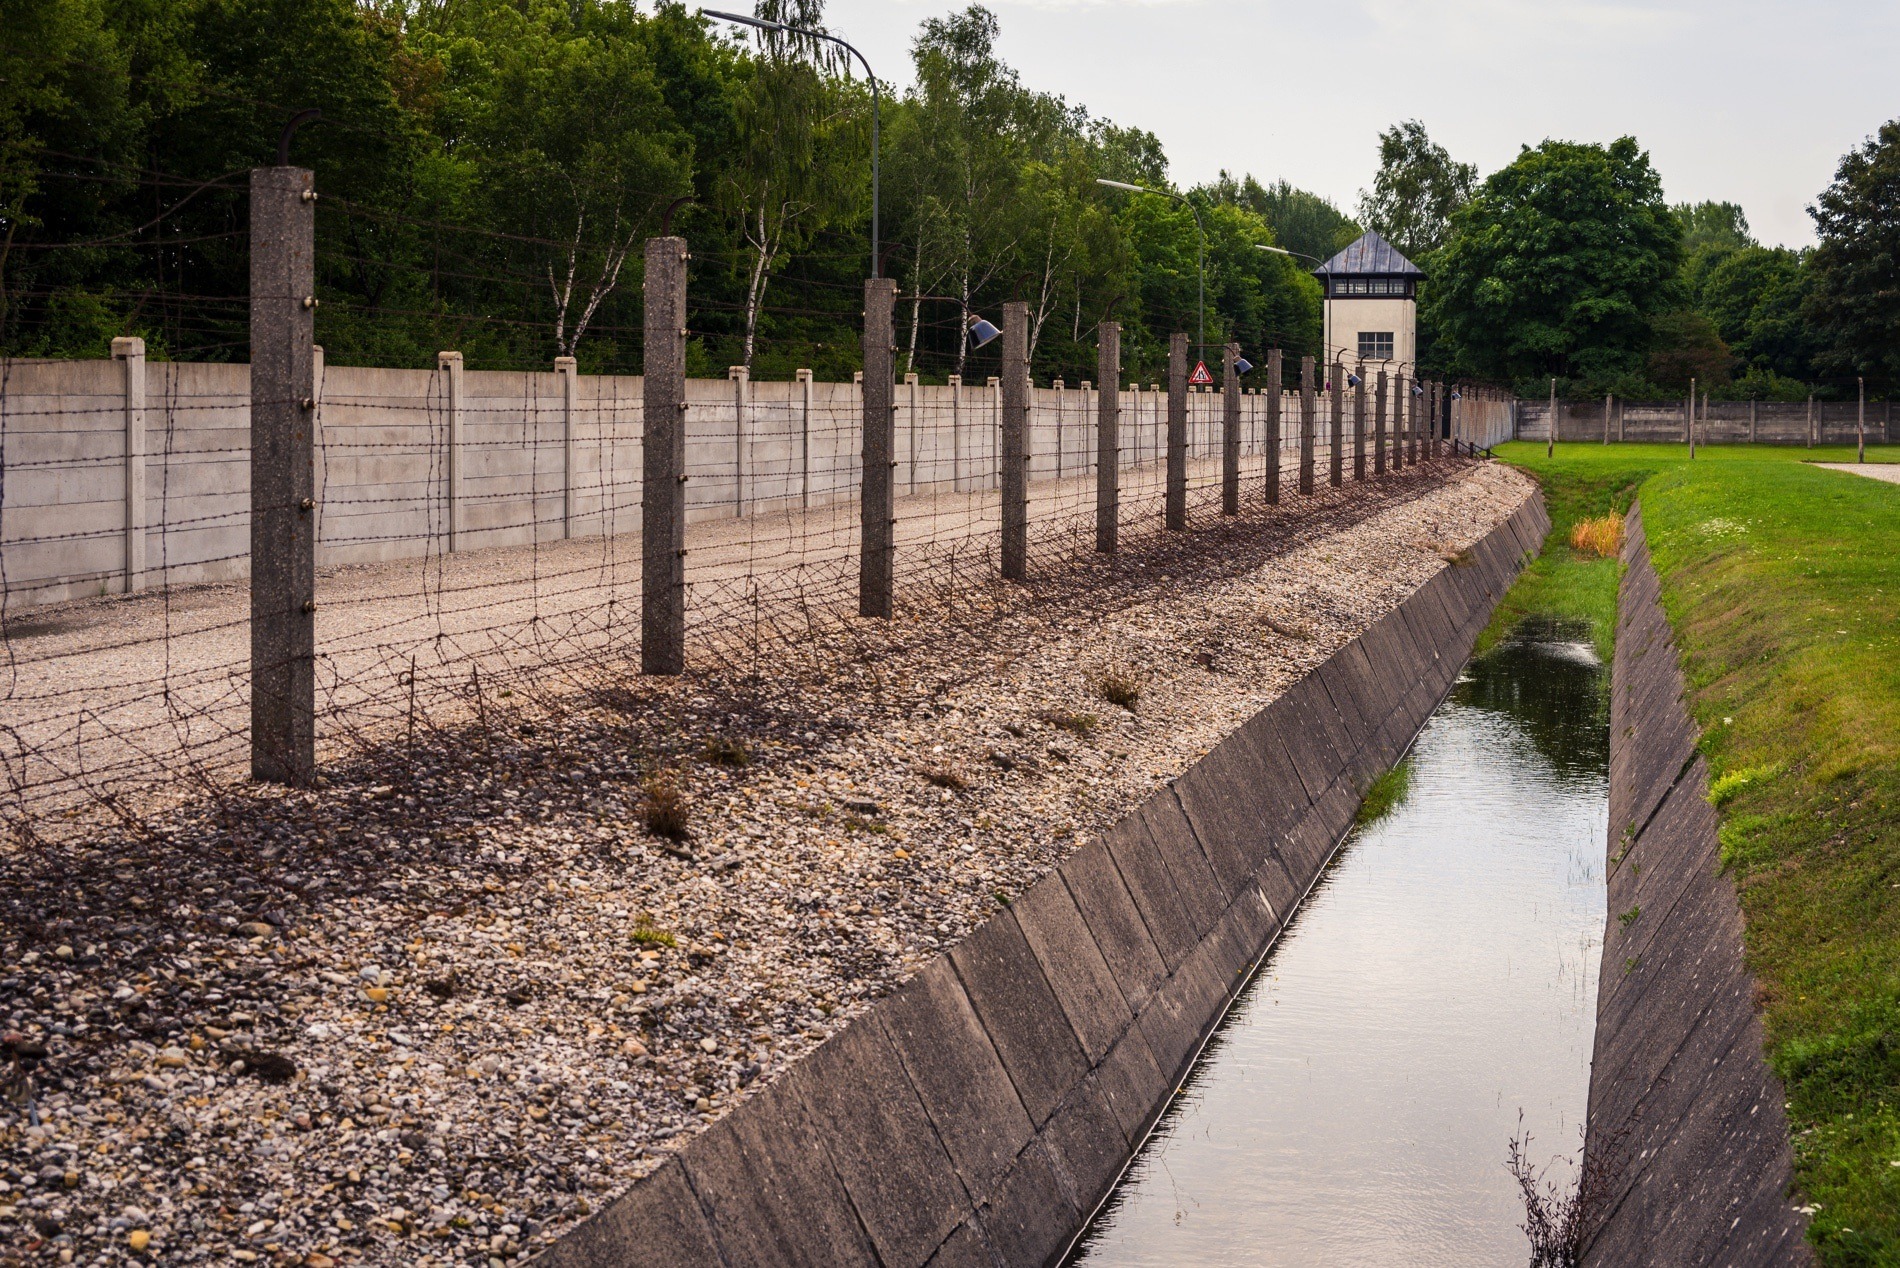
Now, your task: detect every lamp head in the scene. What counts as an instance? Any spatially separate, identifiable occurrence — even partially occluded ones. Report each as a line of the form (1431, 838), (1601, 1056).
(702, 9), (789, 32)
(1235, 356), (1254, 376)
(1095, 178), (1147, 193)
(1347, 372), (1361, 388)
(968, 317), (1001, 349)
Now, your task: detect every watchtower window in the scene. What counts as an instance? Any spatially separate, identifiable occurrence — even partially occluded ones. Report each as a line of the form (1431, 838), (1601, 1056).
(1359, 331), (1394, 361)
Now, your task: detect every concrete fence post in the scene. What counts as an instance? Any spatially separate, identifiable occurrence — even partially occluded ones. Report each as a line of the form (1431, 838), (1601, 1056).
(249, 164), (317, 786)
(113, 336), (147, 593)
(1806, 394), (1813, 449)
(1374, 368), (1388, 476)
(1353, 365), (1367, 480)
(1749, 397), (1758, 445)
(1858, 376), (1866, 463)
(1166, 333), (1188, 529)
(999, 300), (1029, 578)
(905, 372), (919, 491)
(1689, 378), (1699, 459)
(1328, 361), (1344, 488)
(438, 350), (465, 550)
(948, 374), (963, 492)
(1096, 322), (1120, 553)
(1603, 392), (1611, 446)
(1299, 355), (1316, 495)
(861, 277), (898, 614)
(1221, 343), (1241, 515)
(1392, 370), (1406, 470)
(728, 365), (750, 516)
(1547, 379), (1556, 459)
(1430, 381), (1443, 459)
(556, 355), (578, 538)
(1265, 349), (1283, 504)
(641, 236), (687, 675)
(796, 368), (813, 508)
(1052, 378), (1065, 479)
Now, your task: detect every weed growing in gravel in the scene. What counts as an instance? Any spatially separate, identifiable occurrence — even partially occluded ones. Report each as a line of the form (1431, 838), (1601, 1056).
(1040, 710), (1098, 738)
(703, 735), (750, 767)
(1257, 609), (1313, 640)
(641, 772), (690, 839)
(921, 766), (966, 790)
(1095, 667), (1144, 712)
(630, 917), (676, 947)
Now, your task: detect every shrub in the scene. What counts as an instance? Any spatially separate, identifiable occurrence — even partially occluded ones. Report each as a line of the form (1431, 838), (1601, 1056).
(1039, 710), (1098, 738)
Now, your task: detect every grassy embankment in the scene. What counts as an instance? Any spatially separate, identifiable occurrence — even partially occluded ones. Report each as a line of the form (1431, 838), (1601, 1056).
(1492, 441), (1900, 1265)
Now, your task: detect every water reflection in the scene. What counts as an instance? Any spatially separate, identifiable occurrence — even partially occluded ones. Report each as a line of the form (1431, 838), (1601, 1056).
(1069, 632), (1608, 1268)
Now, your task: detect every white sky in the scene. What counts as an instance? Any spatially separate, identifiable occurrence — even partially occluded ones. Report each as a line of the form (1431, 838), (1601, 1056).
(812, 0), (1900, 248)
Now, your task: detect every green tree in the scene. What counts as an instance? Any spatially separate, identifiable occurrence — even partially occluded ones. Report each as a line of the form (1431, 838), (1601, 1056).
(1806, 117), (1900, 390)
(1425, 136), (1682, 390)
(1700, 245), (1819, 385)
(1357, 119), (1475, 259)
(1214, 174), (1358, 265)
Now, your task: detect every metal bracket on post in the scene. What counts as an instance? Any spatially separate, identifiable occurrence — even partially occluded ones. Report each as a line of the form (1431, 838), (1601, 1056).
(1221, 343), (1241, 515)
(1166, 333), (1188, 529)
(249, 165), (317, 786)
(861, 278), (898, 614)
(642, 237), (688, 675)
(1000, 300), (1030, 578)
(1096, 322), (1120, 553)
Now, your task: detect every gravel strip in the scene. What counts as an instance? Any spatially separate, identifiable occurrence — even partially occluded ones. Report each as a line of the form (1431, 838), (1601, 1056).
(1, 460), (1532, 1267)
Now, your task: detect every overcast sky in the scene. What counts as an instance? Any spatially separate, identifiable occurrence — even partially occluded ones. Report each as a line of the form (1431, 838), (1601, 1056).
(810, 0), (1900, 249)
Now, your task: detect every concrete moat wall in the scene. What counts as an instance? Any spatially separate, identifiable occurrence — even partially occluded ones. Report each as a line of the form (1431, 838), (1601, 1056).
(1580, 505), (1810, 1266)
(536, 491), (1550, 1268)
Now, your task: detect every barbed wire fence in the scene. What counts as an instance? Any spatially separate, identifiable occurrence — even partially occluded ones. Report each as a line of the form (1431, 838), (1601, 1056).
(0, 154), (1507, 847)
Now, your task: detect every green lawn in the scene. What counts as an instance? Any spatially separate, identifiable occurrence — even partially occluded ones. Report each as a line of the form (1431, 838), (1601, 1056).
(1493, 441), (1900, 1265)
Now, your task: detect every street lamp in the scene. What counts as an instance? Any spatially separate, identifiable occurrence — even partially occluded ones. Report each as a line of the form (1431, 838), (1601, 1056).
(705, 9), (881, 278)
(1098, 178), (1205, 356)
(1257, 243), (1335, 368)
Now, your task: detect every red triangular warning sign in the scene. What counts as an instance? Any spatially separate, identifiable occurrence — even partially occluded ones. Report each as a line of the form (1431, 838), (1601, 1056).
(1189, 360), (1213, 386)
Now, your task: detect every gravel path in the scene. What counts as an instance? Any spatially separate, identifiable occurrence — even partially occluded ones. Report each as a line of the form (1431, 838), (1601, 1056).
(0, 458), (1533, 1267)
(1813, 460), (1900, 484)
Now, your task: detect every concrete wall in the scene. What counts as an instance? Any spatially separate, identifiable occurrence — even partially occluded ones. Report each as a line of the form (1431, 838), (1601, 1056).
(533, 490), (1549, 1268)
(1, 357), (1369, 611)
(1516, 398), (1893, 445)
(1580, 506), (1810, 1266)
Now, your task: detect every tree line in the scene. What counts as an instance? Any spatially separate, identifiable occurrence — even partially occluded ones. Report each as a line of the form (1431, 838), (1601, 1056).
(3, 0), (1894, 400)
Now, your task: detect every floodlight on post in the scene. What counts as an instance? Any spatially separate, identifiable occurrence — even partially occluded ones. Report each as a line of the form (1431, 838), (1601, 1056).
(1097, 177), (1204, 355)
(1235, 356), (1253, 376)
(968, 316), (1001, 349)
(705, 9), (880, 279)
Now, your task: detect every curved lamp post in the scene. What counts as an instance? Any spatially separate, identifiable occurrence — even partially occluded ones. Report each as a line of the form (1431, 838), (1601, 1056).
(1256, 242), (1338, 369)
(1098, 178), (1204, 356)
(705, 9), (881, 278)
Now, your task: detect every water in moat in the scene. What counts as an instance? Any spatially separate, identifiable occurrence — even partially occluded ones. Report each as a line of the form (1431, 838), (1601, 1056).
(1070, 623), (1609, 1267)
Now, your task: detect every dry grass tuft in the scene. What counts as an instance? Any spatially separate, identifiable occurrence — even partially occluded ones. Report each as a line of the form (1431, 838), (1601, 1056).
(1568, 514), (1625, 559)
(920, 765), (966, 790)
(1095, 666), (1144, 712)
(641, 771), (690, 840)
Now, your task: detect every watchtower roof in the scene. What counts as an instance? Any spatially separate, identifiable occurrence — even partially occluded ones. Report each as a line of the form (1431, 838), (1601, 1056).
(1312, 230), (1424, 279)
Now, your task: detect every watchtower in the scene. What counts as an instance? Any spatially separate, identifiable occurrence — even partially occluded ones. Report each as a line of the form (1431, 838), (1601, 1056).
(1313, 230), (1424, 373)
